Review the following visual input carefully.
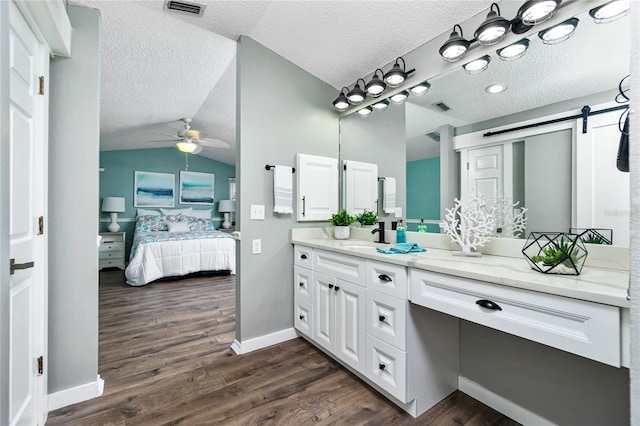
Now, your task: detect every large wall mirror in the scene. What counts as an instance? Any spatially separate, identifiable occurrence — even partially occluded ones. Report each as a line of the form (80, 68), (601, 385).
(339, 2), (630, 245)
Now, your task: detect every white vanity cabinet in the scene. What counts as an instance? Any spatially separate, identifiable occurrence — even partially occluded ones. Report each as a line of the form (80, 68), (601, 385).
(293, 245), (459, 418)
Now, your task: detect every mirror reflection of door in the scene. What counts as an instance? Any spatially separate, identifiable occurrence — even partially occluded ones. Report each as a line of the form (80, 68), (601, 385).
(343, 160), (378, 215)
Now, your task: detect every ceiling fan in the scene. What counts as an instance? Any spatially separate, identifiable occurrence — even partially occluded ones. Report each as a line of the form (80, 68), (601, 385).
(150, 118), (230, 154)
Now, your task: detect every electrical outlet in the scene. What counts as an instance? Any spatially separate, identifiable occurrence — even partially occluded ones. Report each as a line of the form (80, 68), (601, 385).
(250, 204), (265, 220)
(252, 239), (262, 254)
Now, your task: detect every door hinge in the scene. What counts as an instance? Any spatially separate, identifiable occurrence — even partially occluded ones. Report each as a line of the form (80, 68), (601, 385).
(38, 216), (44, 235)
(38, 76), (45, 95)
(37, 356), (43, 375)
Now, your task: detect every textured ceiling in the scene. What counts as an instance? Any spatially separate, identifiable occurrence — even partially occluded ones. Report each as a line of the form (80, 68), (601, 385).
(69, 0), (493, 165)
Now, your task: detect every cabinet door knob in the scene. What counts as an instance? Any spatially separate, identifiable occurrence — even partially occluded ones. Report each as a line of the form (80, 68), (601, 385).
(379, 363), (386, 371)
(378, 315), (386, 322)
(328, 284), (334, 289)
(378, 274), (392, 282)
(334, 286), (340, 292)
(299, 282), (304, 287)
(300, 254), (308, 260)
(476, 299), (502, 311)
(299, 315), (304, 320)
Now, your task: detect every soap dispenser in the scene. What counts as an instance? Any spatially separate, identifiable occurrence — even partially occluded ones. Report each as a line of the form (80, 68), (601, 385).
(396, 219), (406, 244)
(417, 219), (427, 233)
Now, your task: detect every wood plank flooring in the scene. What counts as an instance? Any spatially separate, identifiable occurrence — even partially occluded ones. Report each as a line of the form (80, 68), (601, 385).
(46, 271), (520, 425)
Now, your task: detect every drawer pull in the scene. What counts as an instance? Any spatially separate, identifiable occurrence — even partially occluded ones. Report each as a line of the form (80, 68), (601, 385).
(379, 315), (386, 322)
(300, 254), (308, 260)
(299, 282), (304, 287)
(334, 286), (340, 292)
(328, 284), (334, 289)
(299, 315), (304, 320)
(378, 274), (392, 282)
(379, 363), (386, 371)
(476, 299), (502, 311)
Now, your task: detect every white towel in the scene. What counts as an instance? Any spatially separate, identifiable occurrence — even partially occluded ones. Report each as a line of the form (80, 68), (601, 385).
(273, 165), (294, 214)
(383, 177), (396, 214)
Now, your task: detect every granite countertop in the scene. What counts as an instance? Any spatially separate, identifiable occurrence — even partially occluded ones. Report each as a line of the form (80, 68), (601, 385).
(291, 237), (630, 308)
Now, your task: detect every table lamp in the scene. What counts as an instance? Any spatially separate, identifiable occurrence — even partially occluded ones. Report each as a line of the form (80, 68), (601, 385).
(102, 196), (125, 232)
(218, 200), (235, 229)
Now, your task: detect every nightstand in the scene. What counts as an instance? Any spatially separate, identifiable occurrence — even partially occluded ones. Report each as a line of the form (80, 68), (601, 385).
(99, 232), (126, 270)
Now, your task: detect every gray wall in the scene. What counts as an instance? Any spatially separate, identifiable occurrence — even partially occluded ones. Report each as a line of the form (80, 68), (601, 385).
(460, 322), (630, 425)
(236, 36), (338, 341)
(340, 105), (406, 220)
(48, 5), (100, 393)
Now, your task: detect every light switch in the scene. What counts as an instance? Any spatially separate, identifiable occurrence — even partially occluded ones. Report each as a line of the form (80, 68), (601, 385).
(394, 207), (403, 218)
(252, 239), (262, 254)
(251, 204), (265, 220)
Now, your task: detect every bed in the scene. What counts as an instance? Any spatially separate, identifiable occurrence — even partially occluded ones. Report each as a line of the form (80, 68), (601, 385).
(125, 212), (236, 286)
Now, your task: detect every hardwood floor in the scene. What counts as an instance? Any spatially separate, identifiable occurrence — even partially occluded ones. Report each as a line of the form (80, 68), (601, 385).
(46, 270), (520, 425)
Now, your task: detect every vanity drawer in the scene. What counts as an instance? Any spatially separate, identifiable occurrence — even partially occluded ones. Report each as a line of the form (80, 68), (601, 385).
(294, 266), (313, 304)
(313, 249), (365, 286)
(365, 334), (407, 403)
(294, 300), (312, 338)
(410, 269), (621, 367)
(366, 260), (407, 299)
(366, 290), (406, 351)
(294, 245), (313, 268)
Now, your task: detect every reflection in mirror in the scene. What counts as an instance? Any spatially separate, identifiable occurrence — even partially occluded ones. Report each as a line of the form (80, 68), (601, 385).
(341, 5), (630, 244)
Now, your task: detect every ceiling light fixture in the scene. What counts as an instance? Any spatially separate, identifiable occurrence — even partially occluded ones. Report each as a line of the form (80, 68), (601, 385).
(589, 0), (629, 23)
(371, 99), (389, 111)
(357, 106), (373, 117)
(538, 17), (579, 45)
(176, 140), (198, 153)
(463, 55), (491, 74)
(384, 57), (408, 87)
(333, 87), (350, 111)
(410, 81), (431, 96)
(517, 0), (561, 25)
(439, 24), (471, 62)
(389, 91), (410, 104)
(497, 38), (530, 61)
(486, 83), (507, 94)
(347, 79), (367, 105)
(475, 3), (511, 46)
(365, 69), (387, 97)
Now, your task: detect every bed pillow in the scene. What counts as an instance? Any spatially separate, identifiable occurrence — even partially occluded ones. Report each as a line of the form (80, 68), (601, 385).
(137, 208), (161, 216)
(186, 217), (216, 231)
(160, 207), (193, 216)
(167, 221), (190, 232)
(190, 209), (212, 219)
(135, 214), (185, 232)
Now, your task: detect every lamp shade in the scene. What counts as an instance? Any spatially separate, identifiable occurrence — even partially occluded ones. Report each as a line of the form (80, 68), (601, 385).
(218, 200), (235, 213)
(102, 197), (125, 213)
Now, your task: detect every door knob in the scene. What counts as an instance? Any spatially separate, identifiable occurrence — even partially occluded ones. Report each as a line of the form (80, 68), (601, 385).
(10, 258), (35, 275)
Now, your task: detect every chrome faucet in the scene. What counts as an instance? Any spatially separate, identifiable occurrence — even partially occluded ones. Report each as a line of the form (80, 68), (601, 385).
(371, 221), (388, 244)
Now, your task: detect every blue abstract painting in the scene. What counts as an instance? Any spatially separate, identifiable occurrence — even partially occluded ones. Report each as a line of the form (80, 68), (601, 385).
(180, 171), (215, 205)
(134, 171), (175, 207)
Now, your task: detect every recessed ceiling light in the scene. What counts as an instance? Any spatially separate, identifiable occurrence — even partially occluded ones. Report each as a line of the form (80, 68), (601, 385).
(538, 18), (579, 45)
(497, 39), (530, 61)
(357, 106), (373, 117)
(589, 0), (629, 23)
(463, 55), (491, 74)
(486, 84), (507, 94)
(390, 91), (409, 104)
(372, 99), (390, 111)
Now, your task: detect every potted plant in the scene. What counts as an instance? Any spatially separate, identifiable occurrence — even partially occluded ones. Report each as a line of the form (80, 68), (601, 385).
(522, 232), (588, 275)
(329, 209), (355, 240)
(355, 210), (378, 229)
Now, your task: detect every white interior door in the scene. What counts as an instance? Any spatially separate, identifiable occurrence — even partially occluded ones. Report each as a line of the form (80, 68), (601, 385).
(343, 160), (378, 215)
(9, 2), (47, 424)
(466, 145), (504, 203)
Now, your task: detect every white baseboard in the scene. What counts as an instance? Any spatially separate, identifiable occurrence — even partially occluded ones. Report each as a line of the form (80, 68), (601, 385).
(458, 376), (557, 426)
(231, 328), (297, 354)
(48, 374), (104, 411)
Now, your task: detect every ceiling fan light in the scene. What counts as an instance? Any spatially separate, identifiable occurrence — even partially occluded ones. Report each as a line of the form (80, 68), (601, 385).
(538, 17), (579, 45)
(410, 81), (431, 96)
(589, 0), (629, 24)
(357, 106), (373, 117)
(474, 4), (511, 46)
(518, 0), (560, 25)
(372, 99), (389, 111)
(390, 91), (409, 104)
(497, 39), (530, 61)
(384, 58), (407, 87)
(439, 25), (470, 62)
(463, 55), (491, 74)
(177, 140), (198, 153)
(365, 70), (387, 97)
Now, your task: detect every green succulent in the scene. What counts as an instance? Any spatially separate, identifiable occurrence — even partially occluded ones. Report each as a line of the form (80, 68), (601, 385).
(355, 210), (378, 225)
(581, 234), (606, 245)
(329, 209), (355, 226)
(531, 238), (577, 268)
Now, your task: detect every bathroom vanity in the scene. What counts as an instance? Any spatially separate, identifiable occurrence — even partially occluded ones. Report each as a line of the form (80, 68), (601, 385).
(291, 227), (630, 422)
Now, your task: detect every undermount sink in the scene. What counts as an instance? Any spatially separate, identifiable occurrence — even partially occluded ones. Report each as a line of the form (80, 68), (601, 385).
(338, 241), (381, 249)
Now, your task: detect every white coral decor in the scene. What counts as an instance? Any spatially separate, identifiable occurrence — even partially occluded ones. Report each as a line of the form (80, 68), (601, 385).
(493, 195), (528, 238)
(441, 191), (497, 255)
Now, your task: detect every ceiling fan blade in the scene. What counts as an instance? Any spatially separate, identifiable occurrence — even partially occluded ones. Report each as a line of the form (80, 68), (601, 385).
(148, 139), (181, 143)
(192, 145), (204, 155)
(198, 138), (230, 149)
(150, 130), (178, 138)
